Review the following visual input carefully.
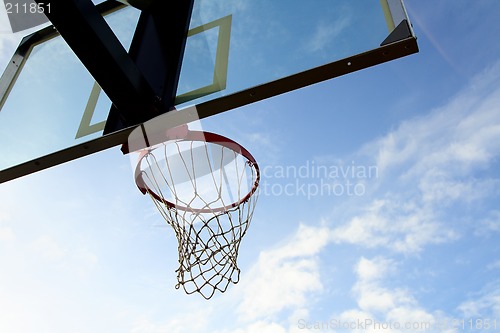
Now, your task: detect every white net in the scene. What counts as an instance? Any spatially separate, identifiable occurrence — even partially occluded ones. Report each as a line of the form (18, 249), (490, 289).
(135, 132), (259, 299)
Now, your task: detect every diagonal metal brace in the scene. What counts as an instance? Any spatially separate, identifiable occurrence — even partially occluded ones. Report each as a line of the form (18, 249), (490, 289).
(104, 0), (195, 134)
(33, 0), (160, 126)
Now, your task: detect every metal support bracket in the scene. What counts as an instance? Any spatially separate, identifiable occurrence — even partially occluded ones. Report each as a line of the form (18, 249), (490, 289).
(33, 0), (160, 126)
(104, 0), (195, 134)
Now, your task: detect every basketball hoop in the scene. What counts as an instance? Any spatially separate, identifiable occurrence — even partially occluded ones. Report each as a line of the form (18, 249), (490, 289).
(134, 129), (260, 299)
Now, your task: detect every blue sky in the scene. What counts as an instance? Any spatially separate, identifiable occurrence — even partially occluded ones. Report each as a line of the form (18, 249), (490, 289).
(1, 1), (500, 332)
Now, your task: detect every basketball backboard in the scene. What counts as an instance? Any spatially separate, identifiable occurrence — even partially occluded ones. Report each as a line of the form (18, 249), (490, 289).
(0, 0), (418, 183)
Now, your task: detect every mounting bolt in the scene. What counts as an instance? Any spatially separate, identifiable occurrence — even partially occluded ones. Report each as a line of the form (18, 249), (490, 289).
(154, 95), (162, 104)
(152, 96), (163, 113)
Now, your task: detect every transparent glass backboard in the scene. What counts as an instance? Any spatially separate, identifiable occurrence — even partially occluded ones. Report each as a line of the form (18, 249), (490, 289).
(177, 0), (412, 106)
(0, 0), (417, 182)
(0, 5), (139, 173)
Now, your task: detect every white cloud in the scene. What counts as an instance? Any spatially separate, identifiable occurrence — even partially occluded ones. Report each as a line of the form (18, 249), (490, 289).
(231, 321), (287, 333)
(237, 224), (330, 321)
(458, 281), (500, 318)
(0, 226), (15, 242)
(71, 247), (98, 278)
(356, 256), (395, 283)
(130, 311), (210, 333)
(369, 61), (500, 181)
(306, 17), (350, 53)
(353, 257), (408, 314)
(0, 210), (8, 222)
(331, 198), (458, 254)
(419, 177), (498, 205)
(30, 235), (67, 261)
(486, 260), (500, 271)
(475, 210), (500, 236)
(331, 60), (500, 254)
(339, 257), (454, 333)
